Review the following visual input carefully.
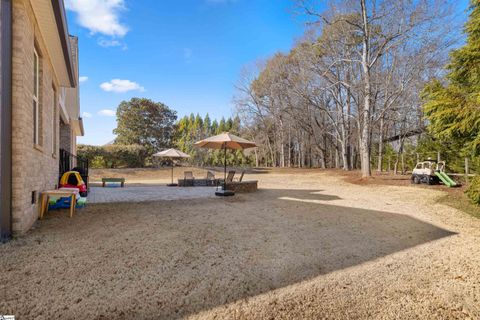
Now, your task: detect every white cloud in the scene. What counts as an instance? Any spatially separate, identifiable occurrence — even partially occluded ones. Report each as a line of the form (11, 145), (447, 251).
(97, 38), (122, 47)
(65, 0), (128, 37)
(79, 76), (89, 83)
(82, 112), (92, 118)
(100, 79), (145, 93)
(98, 109), (116, 117)
(97, 38), (128, 50)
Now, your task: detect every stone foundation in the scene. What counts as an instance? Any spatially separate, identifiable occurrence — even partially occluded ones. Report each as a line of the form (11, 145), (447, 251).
(226, 181), (258, 193)
(178, 179), (217, 187)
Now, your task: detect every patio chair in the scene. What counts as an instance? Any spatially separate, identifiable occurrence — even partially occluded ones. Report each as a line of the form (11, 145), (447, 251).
(184, 171), (195, 186)
(217, 170), (235, 191)
(235, 171), (245, 182)
(226, 170), (235, 183)
(206, 171), (218, 187)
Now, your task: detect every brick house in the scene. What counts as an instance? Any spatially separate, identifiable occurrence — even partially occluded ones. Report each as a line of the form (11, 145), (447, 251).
(0, 0), (84, 240)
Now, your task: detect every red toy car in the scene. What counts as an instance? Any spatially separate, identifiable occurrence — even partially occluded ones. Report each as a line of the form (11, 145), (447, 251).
(59, 171), (88, 197)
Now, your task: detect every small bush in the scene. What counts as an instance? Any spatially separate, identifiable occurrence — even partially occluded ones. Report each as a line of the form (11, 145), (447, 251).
(465, 176), (480, 205)
(78, 144), (148, 168)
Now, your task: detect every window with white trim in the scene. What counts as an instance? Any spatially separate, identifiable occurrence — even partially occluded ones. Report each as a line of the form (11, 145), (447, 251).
(33, 48), (40, 145)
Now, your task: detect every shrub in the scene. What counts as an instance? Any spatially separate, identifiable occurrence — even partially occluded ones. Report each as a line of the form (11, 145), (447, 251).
(78, 144), (148, 168)
(104, 144), (148, 168)
(90, 156), (106, 169)
(465, 176), (480, 205)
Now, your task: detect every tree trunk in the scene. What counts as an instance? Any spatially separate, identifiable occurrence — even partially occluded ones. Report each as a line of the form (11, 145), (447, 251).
(266, 137), (275, 167)
(377, 116), (384, 172)
(350, 145), (355, 170)
(345, 72), (352, 170)
(287, 125), (291, 167)
(360, 0), (372, 178)
(394, 139), (404, 175)
(278, 118), (285, 168)
(341, 141), (349, 171)
(319, 146), (326, 169)
(394, 155), (399, 175)
(335, 144), (340, 169)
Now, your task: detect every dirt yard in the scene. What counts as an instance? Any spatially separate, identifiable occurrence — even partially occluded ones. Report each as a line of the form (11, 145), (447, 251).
(1, 169), (479, 319)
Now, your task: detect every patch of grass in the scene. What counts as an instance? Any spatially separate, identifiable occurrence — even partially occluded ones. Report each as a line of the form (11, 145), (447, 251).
(438, 190), (480, 219)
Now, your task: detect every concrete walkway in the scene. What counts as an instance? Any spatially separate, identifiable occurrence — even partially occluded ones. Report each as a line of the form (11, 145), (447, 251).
(88, 185), (217, 204)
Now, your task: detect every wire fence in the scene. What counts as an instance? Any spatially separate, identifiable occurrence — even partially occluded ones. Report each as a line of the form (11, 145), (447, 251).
(374, 151), (479, 176)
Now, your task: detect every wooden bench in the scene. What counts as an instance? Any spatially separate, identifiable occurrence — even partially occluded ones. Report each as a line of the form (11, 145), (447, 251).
(102, 177), (125, 187)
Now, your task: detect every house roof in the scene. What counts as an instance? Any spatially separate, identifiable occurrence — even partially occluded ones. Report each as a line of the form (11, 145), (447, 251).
(52, 0), (76, 87)
(30, 0), (76, 87)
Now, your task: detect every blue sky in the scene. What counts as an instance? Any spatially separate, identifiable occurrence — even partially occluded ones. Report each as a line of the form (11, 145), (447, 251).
(66, 0), (308, 145)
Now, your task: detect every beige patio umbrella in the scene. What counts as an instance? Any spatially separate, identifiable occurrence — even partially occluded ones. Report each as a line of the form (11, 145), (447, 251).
(194, 132), (256, 195)
(153, 148), (190, 186)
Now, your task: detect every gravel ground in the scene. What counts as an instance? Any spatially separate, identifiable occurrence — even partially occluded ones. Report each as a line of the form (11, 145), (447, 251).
(0, 170), (479, 319)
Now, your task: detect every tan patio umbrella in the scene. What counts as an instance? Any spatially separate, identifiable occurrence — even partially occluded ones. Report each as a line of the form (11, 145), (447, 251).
(153, 148), (190, 186)
(194, 132), (256, 196)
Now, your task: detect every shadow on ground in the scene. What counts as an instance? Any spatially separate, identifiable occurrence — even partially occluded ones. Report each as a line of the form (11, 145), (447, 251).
(0, 188), (455, 320)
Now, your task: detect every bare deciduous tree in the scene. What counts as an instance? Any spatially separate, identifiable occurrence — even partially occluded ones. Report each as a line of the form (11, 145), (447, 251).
(235, 0), (457, 174)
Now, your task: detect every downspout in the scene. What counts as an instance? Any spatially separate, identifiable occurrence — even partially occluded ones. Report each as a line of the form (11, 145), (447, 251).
(0, 0), (12, 242)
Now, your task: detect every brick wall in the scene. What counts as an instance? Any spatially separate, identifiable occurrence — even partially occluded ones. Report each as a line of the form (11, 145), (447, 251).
(11, 0), (60, 233)
(0, 2), (2, 104)
(60, 121), (72, 152)
(228, 181), (258, 193)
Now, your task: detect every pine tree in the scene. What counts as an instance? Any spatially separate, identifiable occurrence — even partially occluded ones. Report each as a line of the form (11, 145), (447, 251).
(211, 119), (218, 134)
(173, 114), (254, 166)
(423, 0), (480, 155)
(203, 113), (211, 136)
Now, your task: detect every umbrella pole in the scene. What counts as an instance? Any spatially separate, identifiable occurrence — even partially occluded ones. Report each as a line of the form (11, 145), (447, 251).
(171, 164), (174, 185)
(224, 144), (227, 190)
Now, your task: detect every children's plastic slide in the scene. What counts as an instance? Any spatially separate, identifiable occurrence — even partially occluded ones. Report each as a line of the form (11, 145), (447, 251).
(435, 171), (457, 187)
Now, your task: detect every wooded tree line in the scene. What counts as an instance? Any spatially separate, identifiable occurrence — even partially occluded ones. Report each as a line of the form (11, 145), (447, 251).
(174, 114), (252, 167)
(78, 106), (255, 168)
(234, 0), (458, 177)
(79, 1), (480, 176)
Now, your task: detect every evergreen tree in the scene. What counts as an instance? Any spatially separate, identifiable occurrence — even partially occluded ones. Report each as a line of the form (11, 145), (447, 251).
(203, 113), (211, 136)
(172, 114), (254, 167)
(194, 113), (203, 137)
(423, 0), (480, 155)
(218, 117), (226, 133)
(226, 118), (233, 131)
(211, 119), (218, 134)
